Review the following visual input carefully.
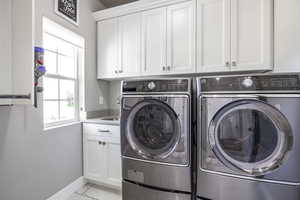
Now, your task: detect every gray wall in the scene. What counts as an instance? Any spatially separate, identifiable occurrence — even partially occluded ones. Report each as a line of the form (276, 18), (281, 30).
(0, 0), (106, 200)
(108, 81), (122, 114)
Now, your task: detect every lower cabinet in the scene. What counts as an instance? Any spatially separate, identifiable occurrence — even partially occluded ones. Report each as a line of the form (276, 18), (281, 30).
(83, 123), (122, 189)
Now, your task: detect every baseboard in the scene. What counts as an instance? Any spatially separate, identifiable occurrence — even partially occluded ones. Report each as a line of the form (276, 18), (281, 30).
(46, 176), (86, 200)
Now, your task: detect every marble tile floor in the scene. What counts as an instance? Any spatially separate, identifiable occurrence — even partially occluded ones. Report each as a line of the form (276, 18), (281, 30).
(67, 184), (122, 200)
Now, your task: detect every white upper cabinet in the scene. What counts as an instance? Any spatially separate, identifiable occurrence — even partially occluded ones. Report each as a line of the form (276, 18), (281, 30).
(167, 1), (196, 74)
(197, 0), (231, 72)
(95, 0), (275, 78)
(141, 7), (167, 76)
(0, 0), (33, 105)
(119, 13), (142, 77)
(274, 0), (300, 72)
(230, 0), (273, 71)
(97, 18), (120, 79)
(97, 13), (142, 79)
(197, 0), (273, 73)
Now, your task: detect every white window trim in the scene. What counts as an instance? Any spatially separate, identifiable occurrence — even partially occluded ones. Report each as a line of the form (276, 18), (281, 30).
(43, 17), (85, 129)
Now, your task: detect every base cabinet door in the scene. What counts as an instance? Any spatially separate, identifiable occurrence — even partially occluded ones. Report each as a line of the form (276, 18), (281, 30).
(197, 0), (231, 72)
(230, 0), (273, 71)
(85, 136), (107, 181)
(106, 139), (122, 187)
(167, 1), (196, 74)
(141, 7), (167, 76)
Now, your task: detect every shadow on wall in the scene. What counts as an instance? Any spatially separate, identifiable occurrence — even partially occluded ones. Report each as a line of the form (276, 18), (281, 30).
(100, 0), (138, 8)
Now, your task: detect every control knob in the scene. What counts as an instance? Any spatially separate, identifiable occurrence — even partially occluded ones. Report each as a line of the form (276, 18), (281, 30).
(148, 82), (156, 90)
(242, 78), (254, 88)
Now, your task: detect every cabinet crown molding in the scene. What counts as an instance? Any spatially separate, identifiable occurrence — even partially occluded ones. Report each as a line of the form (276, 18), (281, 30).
(93, 0), (191, 21)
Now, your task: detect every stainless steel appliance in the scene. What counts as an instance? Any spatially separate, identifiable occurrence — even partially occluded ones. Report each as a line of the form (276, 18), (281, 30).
(196, 74), (300, 200)
(121, 78), (192, 200)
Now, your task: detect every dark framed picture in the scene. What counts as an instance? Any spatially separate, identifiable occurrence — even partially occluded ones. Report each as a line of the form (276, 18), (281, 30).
(55, 0), (79, 26)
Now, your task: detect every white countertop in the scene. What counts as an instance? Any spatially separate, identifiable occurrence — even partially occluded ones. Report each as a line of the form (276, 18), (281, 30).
(83, 117), (120, 126)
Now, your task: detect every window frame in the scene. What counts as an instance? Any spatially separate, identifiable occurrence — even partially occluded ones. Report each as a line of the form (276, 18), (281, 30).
(43, 32), (81, 128)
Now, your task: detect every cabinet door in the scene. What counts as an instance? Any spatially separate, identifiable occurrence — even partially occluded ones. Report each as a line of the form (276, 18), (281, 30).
(119, 13), (142, 77)
(0, 0), (12, 105)
(167, 1), (196, 74)
(274, 0), (300, 72)
(197, 0), (231, 72)
(97, 18), (120, 79)
(142, 7), (167, 75)
(106, 139), (122, 187)
(85, 137), (107, 181)
(230, 0), (273, 71)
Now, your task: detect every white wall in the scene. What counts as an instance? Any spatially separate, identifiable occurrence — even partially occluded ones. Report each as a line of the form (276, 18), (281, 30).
(0, 0), (106, 200)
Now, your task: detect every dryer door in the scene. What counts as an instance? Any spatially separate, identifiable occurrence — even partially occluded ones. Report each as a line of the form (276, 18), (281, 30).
(208, 99), (293, 176)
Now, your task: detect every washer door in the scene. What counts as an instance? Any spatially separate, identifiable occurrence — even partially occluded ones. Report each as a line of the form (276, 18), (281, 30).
(209, 99), (293, 176)
(126, 99), (181, 160)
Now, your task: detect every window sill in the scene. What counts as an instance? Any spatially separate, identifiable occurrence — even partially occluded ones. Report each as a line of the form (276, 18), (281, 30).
(43, 121), (81, 132)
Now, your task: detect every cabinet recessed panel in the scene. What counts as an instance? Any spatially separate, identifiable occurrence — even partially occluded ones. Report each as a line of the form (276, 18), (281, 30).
(197, 0), (231, 72)
(231, 0), (273, 71)
(97, 19), (119, 78)
(167, 1), (195, 73)
(119, 13), (141, 77)
(107, 142), (122, 185)
(86, 138), (107, 180)
(142, 7), (167, 75)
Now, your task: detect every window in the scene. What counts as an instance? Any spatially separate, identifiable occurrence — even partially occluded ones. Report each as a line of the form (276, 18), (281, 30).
(43, 18), (84, 128)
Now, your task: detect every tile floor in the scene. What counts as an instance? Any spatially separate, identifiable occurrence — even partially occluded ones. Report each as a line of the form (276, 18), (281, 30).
(67, 184), (122, 200)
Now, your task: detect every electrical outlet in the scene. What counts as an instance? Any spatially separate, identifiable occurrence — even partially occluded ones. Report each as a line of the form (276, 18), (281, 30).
(99, 96), (104, 105)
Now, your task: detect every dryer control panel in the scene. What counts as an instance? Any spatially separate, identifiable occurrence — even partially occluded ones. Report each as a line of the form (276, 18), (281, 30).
(199, 74), (300, 93)
(122, 79), (190, 93)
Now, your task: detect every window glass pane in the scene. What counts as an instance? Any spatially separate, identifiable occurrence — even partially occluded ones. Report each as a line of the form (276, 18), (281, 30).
(58, 55), (76, 78)
(58, 40), (75, 57)
(60, 101), (75, 121)
(43, 34), (58, 52)
(217, 109), (278, 163)
(43, 77), (58, 100)
(60, 80), (75, 100)
(44, 50), (57, 74)
(44, 101), (59, 123)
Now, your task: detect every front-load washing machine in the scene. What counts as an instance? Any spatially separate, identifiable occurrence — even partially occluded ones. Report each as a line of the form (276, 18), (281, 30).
(196, 74), (300, 200)
(121, 78), (192, 200)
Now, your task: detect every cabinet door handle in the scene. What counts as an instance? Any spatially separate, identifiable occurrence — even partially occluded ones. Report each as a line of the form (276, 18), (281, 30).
(119, 70), (123, 73)
(98, 141), (102, 145)
(102, 142), (106, 146)
(167, 66), (171, 71)
(115, 70), (118, 74)
(225, 61), (230, 67)
(97, 129), (111, 133)
(232, 61), (237, 67)
(162, 66), (166, 71)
